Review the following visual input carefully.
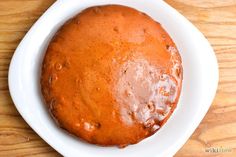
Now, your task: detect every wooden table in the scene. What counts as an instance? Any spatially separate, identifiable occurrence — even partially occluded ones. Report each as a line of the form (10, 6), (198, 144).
(0, 0), (235, 156)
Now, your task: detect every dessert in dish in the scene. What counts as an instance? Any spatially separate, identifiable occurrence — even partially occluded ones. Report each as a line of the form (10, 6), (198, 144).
(41, 5), (183, 147)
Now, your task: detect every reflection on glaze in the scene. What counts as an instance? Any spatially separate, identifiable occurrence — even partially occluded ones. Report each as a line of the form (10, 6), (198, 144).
(115, 58), (179, 132)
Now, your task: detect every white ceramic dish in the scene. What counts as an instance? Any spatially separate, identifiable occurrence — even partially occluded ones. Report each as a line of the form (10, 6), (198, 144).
(8, 0), (219, 156)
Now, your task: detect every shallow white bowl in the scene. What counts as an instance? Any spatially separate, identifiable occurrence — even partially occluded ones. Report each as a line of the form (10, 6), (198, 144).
(8, 0), (219, 156)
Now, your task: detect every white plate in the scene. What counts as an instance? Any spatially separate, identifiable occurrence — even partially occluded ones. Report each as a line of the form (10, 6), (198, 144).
(8, 0), (219, 156)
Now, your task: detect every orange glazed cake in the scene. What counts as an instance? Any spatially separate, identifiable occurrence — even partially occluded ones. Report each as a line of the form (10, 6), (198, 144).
(41, 5), (183, 147)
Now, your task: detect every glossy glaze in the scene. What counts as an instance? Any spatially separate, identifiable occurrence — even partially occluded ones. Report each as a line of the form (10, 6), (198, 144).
(41, 5), (183, 147)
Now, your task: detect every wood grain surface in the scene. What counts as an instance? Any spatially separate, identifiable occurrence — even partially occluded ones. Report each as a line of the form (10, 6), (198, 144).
(0, 0), (235, 156)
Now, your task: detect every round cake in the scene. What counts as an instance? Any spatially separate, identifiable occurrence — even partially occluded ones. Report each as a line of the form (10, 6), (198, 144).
(41, 5), (183, 147)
